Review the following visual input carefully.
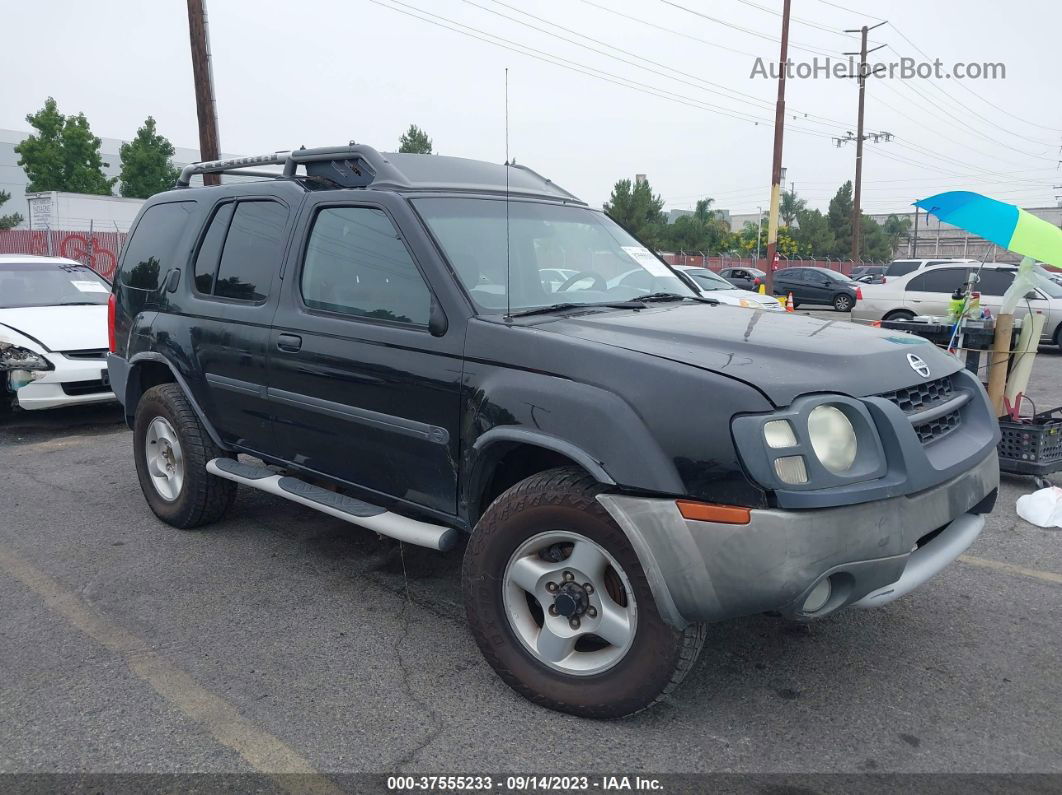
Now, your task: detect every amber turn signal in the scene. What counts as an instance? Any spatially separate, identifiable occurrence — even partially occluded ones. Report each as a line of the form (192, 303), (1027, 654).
(676, 500), (751, 524)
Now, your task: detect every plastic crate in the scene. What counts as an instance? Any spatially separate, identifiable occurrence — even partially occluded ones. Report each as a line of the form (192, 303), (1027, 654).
(997, 414), (1062, 475)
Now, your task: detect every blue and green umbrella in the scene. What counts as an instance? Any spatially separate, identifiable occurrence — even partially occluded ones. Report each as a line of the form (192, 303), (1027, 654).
(913, 191), (1062, 268)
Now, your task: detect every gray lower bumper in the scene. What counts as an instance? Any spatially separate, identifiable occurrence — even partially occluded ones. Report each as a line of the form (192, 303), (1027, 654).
(597, 451), (998, 628)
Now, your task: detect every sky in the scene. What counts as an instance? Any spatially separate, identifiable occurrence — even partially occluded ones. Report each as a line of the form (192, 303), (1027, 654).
(4, 0), (1061, 216)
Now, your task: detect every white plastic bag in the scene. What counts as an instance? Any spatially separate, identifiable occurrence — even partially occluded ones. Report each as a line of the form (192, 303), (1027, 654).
(1016, 486), (1062, 529)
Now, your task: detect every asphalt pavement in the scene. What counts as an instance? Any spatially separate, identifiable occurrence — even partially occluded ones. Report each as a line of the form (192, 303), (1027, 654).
(1, 320), (1060, 780)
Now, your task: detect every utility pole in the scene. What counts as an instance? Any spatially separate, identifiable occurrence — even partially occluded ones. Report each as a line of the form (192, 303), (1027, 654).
(186, 0), (221, 185)
(911, 206), (919, 257)
(764, 0), (791, 294)
(842, 21), (887, 259)
(756, 206), (763, 262)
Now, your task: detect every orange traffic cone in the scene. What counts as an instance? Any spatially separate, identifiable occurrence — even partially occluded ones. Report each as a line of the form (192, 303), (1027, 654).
(785, 292), (795, 312)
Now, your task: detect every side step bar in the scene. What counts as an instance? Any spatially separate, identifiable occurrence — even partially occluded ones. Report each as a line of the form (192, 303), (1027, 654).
(206, 458), (459, 552)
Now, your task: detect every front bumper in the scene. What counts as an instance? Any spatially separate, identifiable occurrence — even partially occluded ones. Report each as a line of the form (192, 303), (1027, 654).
(11, 355), (115, 410)
(597, 450), (998, 628)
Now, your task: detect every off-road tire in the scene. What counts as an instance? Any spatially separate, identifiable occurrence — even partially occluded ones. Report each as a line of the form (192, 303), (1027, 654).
(462, 467), (706, 719)
(133, 383), (236, 529)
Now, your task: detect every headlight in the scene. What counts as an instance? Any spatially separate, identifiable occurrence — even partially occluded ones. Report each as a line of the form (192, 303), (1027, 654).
(807, 405), (857, 473)
(0, 341), (51, 371)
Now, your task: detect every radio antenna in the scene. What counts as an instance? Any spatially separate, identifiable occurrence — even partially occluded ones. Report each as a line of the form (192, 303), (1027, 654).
(504, 66), (512, 321)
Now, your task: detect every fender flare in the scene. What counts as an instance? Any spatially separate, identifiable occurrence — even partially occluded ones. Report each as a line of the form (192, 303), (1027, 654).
(124, 352), (231, 450)
(471, 427), (617, 486)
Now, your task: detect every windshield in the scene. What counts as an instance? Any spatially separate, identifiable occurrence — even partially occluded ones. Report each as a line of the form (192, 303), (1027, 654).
(822, 270), (857, 284)
(683, 268), (734, 292)
(413, 198), (696, 312)
(0, 263), (110, 308)
(1037, 275), (1062, 298)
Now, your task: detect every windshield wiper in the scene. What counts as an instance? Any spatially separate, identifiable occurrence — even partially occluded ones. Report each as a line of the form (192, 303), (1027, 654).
(508, 301), (645, 318)
(638, 292), (719, 305)
(57, 301), (101, 306)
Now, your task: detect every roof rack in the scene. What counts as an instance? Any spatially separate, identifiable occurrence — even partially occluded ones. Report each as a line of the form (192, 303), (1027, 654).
(175, 144), (411, 189)
(175, 143), (584, 203)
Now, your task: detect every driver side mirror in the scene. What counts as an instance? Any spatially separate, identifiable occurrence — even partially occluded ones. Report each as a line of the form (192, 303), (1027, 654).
(428, 296), (448, 337)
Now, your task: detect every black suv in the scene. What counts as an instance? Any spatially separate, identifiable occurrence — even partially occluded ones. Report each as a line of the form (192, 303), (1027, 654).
(108, 145), (1000, 718)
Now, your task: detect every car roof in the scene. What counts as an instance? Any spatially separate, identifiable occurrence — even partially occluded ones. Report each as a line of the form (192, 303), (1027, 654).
(173, 144), (585, 205)
(0, 254), (85, 267)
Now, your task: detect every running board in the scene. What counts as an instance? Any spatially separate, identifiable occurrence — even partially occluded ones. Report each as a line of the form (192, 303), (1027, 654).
(206, 458), (459, 551)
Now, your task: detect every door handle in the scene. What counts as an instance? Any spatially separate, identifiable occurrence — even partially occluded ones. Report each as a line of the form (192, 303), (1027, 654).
(277, 333), (302, 352)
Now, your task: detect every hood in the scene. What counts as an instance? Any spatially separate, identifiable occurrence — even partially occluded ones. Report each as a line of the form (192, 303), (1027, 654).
(533, 303), (960, 406)
(0, 305), (108, 352)
(709, 289), (783, 310)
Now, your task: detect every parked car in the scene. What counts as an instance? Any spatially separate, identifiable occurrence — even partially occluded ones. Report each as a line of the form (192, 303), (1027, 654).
(772, 266), (862, 312)
(884, 258), (977, 278)
(853, 262), (1062, 349)
(851, 265), (886, 284)
(674, 266), (784, 311)
(0, 255), (116, 412)
(718, 266), (766, 291)
(108, 145), (1000, 718)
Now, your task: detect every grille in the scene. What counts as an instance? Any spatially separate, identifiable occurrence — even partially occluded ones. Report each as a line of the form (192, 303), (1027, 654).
(913, 409), (961, 444)
(62, 349), (107, 360)
(61, 379), (111, 396)
(877, 375), (953, 414)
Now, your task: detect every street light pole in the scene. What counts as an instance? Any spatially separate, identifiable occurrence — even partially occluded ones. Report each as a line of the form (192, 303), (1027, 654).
(764, 0), (791, 294)
(756, 206), (763, 263)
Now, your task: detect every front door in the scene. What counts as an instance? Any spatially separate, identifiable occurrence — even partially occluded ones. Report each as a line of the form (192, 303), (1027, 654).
(267, 197), (464, 516)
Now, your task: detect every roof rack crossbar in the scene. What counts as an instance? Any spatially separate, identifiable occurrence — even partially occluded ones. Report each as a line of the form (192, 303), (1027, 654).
(175, 144), (411, 189)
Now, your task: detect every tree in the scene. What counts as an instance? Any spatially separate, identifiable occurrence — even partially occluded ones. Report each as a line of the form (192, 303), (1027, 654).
(792, 208), (834, 257)
(603, 178), (665, 248)
(398, 124), (433, 154)
(119, 117), (180, 198)
(826, 181), (854, 258)
(779, 189), (806, 227)
(0, 191), (23, 230)
(882, 214), (912, 254)
(15, 97), (116, 195)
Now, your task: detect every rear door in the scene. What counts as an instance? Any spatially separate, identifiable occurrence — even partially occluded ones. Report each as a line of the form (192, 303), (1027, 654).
(903, 267), (970, 315)
(267, 195), (464, 516)
(774, 268), (802, 298)
(183, 196), (291, 452)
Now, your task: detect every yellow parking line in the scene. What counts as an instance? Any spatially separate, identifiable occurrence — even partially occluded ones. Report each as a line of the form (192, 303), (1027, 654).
(959, 555), (1062, 586)
(0, 543), (341, 794)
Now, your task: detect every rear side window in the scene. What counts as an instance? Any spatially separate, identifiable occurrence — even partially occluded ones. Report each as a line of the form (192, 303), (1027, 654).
(196, 200), (287, 302)
(119, 202), (194, 290)
(886, 260), (919, 277)
(908, 268), (970, 293)
(301, 206), (431, 326)
(193, 202), (235, 294)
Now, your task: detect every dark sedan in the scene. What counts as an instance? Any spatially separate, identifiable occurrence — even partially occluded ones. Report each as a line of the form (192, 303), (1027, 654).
(718, 266), (766, 291)
(772, 267), (862, 312)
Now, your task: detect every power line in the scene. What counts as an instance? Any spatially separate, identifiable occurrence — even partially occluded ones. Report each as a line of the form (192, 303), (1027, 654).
(474, 0), (854, 132)
(370, 0), (838, 138)
(659, 0), (841, 58)
(734, 0), (884, 45)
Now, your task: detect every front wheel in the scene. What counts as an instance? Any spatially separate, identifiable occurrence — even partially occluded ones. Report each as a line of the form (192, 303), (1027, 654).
(462, 467), (705, 718)
(833, 293), (853, 312)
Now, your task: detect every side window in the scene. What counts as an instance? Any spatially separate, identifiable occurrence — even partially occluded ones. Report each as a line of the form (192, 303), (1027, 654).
(887, 261), (919, 276)
(975, 269), (1014, 296)
(783, 269), (804, 282)
(910, 268), (969, 293)
(212, 200), (287, 302)
(119, 202), (195, 290)
(193, 202), (235, 294)
(301, 206), (431, 326)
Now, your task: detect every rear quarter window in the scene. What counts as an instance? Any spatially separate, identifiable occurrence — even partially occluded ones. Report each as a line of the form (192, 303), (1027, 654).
(118, 201), (195, 290)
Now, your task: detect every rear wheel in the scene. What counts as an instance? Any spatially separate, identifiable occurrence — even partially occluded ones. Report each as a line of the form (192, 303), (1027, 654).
(884, 309), (916, 322)
(133, 383), (236, 529)
(463, 467), (705, 718)
(833, 293), (853, 312)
